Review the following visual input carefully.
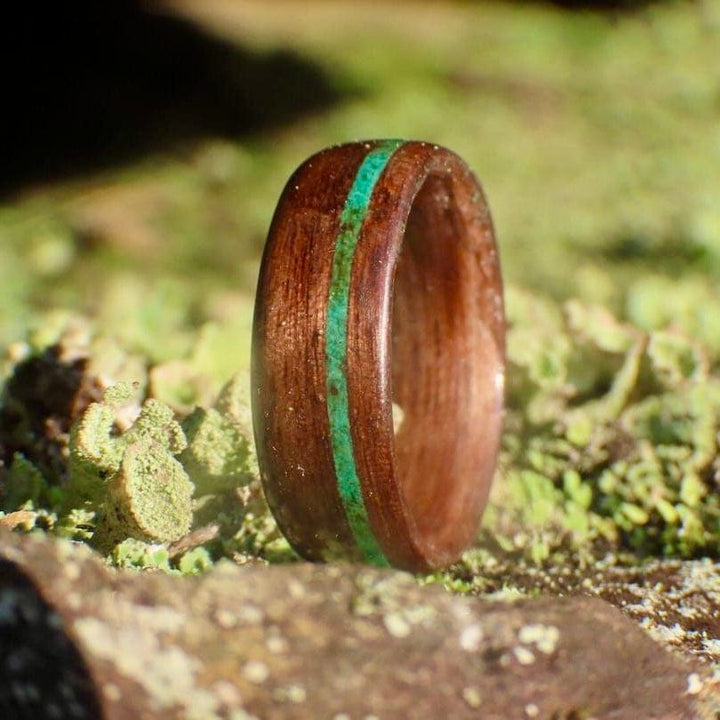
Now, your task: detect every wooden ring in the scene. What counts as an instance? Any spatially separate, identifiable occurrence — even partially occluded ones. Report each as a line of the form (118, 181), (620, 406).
(251, 140), (505, 572)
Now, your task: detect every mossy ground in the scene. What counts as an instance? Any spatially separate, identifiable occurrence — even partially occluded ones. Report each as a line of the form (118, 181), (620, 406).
(1, 0), (719, 664)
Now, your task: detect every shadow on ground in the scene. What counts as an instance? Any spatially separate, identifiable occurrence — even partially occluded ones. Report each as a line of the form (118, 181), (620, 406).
(3, 0), (346, 196)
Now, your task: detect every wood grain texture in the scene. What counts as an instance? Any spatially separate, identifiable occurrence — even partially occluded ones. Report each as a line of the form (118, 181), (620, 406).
(252, 140), (505, 571)
(251, 143), (369, 561)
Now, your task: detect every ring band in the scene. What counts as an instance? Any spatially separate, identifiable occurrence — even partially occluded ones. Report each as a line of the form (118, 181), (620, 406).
(252, 140), (505, 572)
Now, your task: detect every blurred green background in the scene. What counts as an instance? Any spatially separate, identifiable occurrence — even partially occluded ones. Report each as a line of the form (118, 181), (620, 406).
(3, 0), (719, 364)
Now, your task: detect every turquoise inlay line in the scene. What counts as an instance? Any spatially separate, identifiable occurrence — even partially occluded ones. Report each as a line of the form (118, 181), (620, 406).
(325, 139), (404, 566)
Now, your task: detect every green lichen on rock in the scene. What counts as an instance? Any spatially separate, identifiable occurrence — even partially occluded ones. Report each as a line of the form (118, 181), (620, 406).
(66, 383), (194, 550)
(3, 453), (46, 510)
(67, 385), (186, 496)
(177, 546), (214, 575)
(181, 372), (257, 495)
(66, 388), (130, 504)
(4, 281), (720, 574)
(109, 537), (173, 572)
(190, 484), (295, 566)
(123, 398), (188, 455)
(93, 440), (194, 550)
(493, 287), (720, 563)
(56, 368), (278, 569)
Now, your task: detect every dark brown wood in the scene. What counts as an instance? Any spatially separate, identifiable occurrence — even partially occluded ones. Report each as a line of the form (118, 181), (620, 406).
(252, 140), (505, 571)
(252, 144), (370, 561)
(348, 143), (505, 569)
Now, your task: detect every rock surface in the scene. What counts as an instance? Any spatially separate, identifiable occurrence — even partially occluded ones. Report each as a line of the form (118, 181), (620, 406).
(0, 530), (718, 719)
(446, 550), (720, 668)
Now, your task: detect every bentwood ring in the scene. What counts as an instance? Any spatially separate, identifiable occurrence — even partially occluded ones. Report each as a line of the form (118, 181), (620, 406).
(251, 140), (505, 572)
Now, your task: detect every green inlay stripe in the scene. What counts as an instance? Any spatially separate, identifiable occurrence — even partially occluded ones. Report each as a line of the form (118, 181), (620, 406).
(326, 140), (404, 566)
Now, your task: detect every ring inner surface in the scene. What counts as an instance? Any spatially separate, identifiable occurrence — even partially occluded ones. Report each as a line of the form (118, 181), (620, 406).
(391, 171), (502, 558)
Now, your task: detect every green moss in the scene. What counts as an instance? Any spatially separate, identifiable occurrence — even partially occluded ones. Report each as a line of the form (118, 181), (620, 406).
(181, 373), (257, 496)
(94, 440), (194, 549)
(148, 360), (214, 415)
(67, 400), (126, 504)
(177, 546), (214, 575)
(109, 538), (173, 572)
(2, 454), (46, 510)
(64, 384), (194, 552)
(181, 406), (253, 495)
(54, 371), (275, 569)
(496, 292), (720, 561)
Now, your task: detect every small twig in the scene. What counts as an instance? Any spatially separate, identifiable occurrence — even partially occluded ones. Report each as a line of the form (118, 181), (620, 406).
(167, 522), (220, 558)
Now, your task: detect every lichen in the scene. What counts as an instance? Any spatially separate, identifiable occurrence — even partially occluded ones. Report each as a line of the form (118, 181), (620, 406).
(42, 363), (280, 570)
(109, 538), (173, 572)
(93, 440), (193, 549)
(493, 288), (720, 563)
(351, 570), (438, 638)
(72, 614), (224, 717)
(3, 454), (46, 510)
(177, 546), (214, 575)
(64, 384), (194, 551)
(181, 374), (256, 496)
(66, 392), (131, 505)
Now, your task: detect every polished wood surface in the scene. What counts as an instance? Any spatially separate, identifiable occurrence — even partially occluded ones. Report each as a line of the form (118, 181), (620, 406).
(252, 140), (505, 571)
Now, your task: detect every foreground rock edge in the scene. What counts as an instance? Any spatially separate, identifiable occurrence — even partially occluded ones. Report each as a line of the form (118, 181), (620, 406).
(0, 529), (717, 719)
